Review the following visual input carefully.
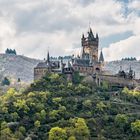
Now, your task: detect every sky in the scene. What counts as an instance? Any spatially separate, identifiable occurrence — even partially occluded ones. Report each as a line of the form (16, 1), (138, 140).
(0, 0), (140, 61)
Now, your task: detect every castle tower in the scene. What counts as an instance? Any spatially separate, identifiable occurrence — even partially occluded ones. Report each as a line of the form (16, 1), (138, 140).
(46, 51), (50, 64)
(81, 28), (99, 62)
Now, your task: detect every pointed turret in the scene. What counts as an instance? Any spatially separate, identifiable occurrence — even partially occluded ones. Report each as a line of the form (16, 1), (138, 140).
(59, 57), (64, 73)
(90, 28), (93, 35)
(47, 51), (50, 63)
(88, 28), (94, 39)
(96, 33), (99, 39)
(99, 49), (104, 62)
(82, 33), (85, 39)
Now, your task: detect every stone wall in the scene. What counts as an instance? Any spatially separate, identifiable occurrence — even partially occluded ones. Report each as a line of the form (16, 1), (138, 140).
(34, 68), (50, 81)
(96, 74), (139, 88)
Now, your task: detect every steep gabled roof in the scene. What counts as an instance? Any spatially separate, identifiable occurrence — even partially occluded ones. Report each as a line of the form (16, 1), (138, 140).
(99, 50), (104, 62)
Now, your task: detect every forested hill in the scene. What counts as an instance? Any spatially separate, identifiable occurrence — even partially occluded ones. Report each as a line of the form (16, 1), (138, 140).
(0, 54), (40, 83)
(0, 73), (140, 139)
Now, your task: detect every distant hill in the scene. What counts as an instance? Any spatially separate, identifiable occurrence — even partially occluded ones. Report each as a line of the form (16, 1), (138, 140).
(0, 54), (40, 83)
(104, 60), (140, 79)
(0, 54), (140, 84)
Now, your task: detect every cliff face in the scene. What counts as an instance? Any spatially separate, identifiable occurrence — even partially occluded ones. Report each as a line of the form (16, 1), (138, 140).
(0, 54), (40, 83)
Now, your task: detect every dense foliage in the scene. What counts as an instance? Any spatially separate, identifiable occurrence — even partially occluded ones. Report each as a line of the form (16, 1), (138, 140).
(0, 73), (140, 140)
(1, 77), (10, 86)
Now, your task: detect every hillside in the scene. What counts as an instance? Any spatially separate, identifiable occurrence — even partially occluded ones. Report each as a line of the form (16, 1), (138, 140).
(0, 73), (140, 140)
(104, 60), (140, 79)
(0, 54), (40, 83)
(0, 54), (140, 84)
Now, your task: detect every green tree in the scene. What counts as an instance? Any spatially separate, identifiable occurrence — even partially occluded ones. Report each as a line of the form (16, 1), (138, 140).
(18, 126), (26, 135)
(34, 120), (41, 128)
(115, 114), (128, 130)
(14, 99), (30, 113)
(74, 118), (90, 140)
(11, 112), (20, 121)
(131, 120), (140, 134)
(49, 127), (67, 140)
(68, 136), (76, 140)
(96, 101), (106, 112)
(102, 81), (109, 90)
(1, 77), (10, 86)
(82, 100), (92, 108)
(0, 128), (16, 140)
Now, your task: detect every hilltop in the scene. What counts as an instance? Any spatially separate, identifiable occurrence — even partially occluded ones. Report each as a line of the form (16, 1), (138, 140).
(0, 54), (40, 83)
(104, 60), (140, 79)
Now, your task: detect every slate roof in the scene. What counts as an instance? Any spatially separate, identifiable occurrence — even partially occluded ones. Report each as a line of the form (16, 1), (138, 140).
(99, 50), (104, 62)
(73, 58), (90, 66)
(35, 62), (50, 68)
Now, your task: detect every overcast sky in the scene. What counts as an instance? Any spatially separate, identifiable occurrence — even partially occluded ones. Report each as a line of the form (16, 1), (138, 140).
(0, 0), (140, 61)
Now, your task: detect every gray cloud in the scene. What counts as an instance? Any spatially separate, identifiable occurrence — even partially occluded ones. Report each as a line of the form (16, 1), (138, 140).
(0, 0), (139, 60)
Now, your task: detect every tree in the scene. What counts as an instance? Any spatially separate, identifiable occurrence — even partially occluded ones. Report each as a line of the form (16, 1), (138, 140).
(18, 126), (26, 135)
(73, 72), (83, 84)
(11, 112), (20, 121)
(49, 127), (67, 140)
(5, 48), (17, 55)
(74, 118), (90, 139)
(96, 101), (106, 112)
(34, 120), (41, 128)
(18, 78), (21, 82)
(68, 136), (76, 140)
(102, 81), (109, 90)
(13, 49), (17, 55)
(1, 77), (10, 86)
(82, 100), (92, 108)
(13, 99), (30, 113)
(115, 114), (128, 130)
(131, 120), (140, 134)
(5, 48), (10, 54)
(0, 128), (16, 140)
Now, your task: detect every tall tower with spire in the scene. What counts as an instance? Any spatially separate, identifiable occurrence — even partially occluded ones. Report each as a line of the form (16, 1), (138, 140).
(81, 28), (99, 62)
(46, 51), (50, 63)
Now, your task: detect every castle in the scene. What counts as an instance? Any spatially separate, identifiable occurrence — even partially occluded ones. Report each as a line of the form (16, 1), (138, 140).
(34, 27), (104, 81)
(34, 27), (138, 88)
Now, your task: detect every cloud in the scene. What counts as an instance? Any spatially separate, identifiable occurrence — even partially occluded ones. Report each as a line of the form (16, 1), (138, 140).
(0, 0), (139, 61)
(128, 0), (140, 11)
(103, 35), (140, 61)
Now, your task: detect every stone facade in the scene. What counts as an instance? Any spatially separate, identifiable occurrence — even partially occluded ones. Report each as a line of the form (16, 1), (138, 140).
(72, 28), (104, 75)
(34, 62), (51, 81)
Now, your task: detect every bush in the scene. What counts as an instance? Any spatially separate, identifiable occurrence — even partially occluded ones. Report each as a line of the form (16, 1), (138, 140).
(1, 77), (10, 86)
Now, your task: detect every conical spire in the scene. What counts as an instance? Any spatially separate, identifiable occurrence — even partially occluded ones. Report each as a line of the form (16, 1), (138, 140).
(82, 33), (85, 39)
(96, 33), (99, 39)
(99, 49), (104, 62)
(90, 28), (92, 33)
(47, 51), (50, 63)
